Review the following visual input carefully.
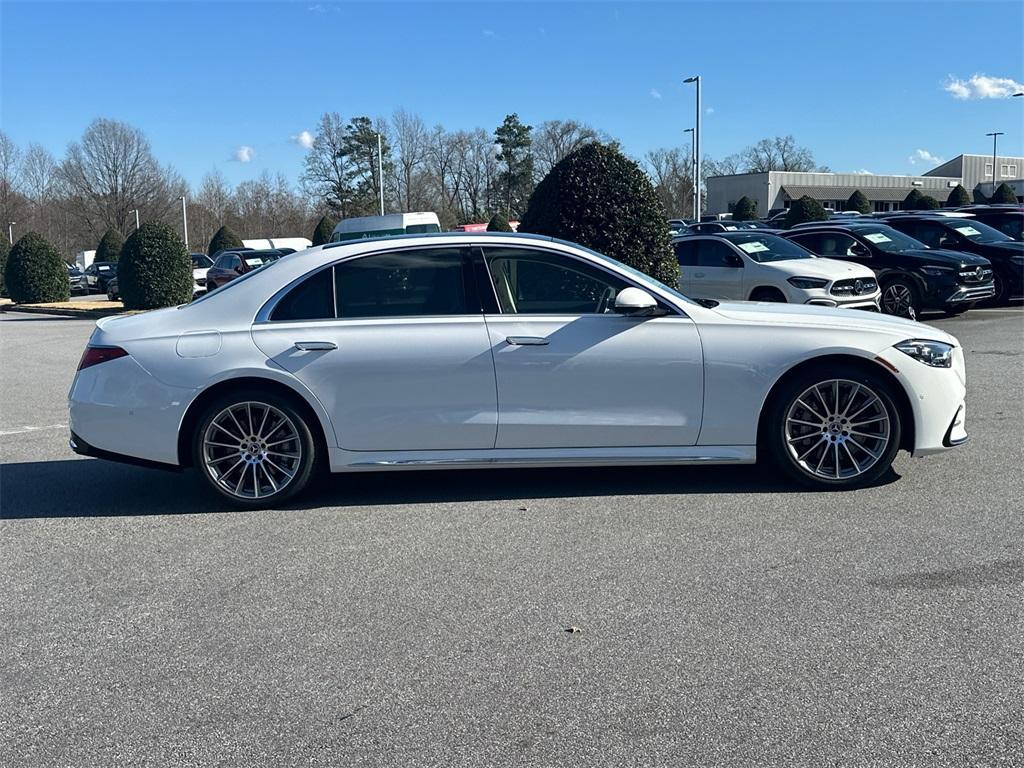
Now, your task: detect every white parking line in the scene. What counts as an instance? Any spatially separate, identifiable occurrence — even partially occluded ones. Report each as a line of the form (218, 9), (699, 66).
(0, 424), (67, 437)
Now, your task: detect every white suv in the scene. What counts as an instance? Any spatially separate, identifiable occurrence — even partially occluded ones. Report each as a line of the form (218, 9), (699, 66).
(672, 232), (881, 310)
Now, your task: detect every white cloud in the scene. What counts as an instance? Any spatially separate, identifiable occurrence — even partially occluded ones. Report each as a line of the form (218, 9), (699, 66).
(944, 74), (1024, 100)
(705, 106), (714, 114)
(909, 149), (943, 166)
(232, 146), (255, 163)
(650, 88), (662, 100)
(291, 130), (314, 150)
(482, 29), (495, 37)
(852, 169), (873, 175)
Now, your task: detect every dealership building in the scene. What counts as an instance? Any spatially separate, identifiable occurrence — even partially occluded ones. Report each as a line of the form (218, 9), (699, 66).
(706, 153), (1024, 216)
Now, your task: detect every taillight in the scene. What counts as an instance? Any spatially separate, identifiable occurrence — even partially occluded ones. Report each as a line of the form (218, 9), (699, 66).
(78, 345), (129, 371)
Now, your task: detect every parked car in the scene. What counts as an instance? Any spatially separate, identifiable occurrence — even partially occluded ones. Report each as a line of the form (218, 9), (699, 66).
(784, 222), (994, 317)
(69, 232), (969, 507)
(687, 221), (756, 234)
(672, 232), (879, 309)
(67, 264), (89, 295)
(190, 253), (213, 298)
(878, 214), (1023, 305)
(106, 276), (120, 301)
(954, 206), (1023, 242)
(204, 249), (284, 291)
(83, 261), (117, 293)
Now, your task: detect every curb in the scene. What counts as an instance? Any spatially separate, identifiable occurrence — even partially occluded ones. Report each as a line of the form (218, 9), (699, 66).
(0, 304), (128, 319)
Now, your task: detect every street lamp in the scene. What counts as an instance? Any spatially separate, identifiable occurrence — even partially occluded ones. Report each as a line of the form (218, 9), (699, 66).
(129, 209), (140, 232)
(986, 131), (1004, 196)
(684, 128), (695, 218)
(684, 75), (702, 220)
(376, 133), (384, 216)
(180, 196), (189, 250)
(1012, 92), (1023, 97)
(7, 222), (14, 245)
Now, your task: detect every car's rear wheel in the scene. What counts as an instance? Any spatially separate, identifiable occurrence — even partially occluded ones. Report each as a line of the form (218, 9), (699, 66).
(880, 278), (919, 318)
(766, 368), (902, 489)
(193, 390), (317, 507)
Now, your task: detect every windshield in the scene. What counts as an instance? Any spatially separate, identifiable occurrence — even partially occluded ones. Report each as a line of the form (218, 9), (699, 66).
(191, 254), (213, 268)
(947, 220), (1013, 243)
(856, 227), (927, 253)
(977, 213), (1022, 241)
(725, 233), (814, 262)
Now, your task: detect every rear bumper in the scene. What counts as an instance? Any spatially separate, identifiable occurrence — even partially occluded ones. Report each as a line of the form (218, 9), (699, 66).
(70, 431), (180, 471)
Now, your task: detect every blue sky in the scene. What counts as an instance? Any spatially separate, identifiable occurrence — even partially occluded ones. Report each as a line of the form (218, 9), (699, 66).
(3, 0), (1023, 189)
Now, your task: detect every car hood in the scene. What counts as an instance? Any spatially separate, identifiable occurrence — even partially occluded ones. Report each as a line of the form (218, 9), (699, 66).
(192, 267), (209, 279)
(761, 257), (875, 280)
(709, 300), (955, 344)
(901, 248), (990, 267)
(982, 240), (1024, 255)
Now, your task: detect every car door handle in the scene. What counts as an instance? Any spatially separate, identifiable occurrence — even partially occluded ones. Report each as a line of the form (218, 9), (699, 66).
(694, 272), (706, 278)
(505, 336), (549, 346)
(293, 341), (337, 351)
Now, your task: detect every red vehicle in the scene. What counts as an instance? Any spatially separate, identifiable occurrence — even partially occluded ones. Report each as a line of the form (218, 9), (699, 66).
(205, 249), (284, 291)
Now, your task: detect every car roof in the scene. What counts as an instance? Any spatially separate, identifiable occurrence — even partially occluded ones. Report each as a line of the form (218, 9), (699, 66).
(784, 221), (897, 233)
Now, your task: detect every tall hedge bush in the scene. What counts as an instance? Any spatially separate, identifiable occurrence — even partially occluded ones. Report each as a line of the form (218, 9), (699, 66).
(991, 182), (1019, 204)
(486, 213), (514, 232)
(0, 239), (9, 296)
(732, 196), (758, 221)
(119, 222), (193, 310)
(903, 189), (924, 210)
(208, 225), (243, 256)
(4, 232), (69, 304)
(946, 184), (971, 207)
(519, 142), (677, 286)
(95, 228), (125, 263)
(312, 215), (338, 246)
(846, 190), (871, 214)
(784, 196), (828, 229)
(918, 195), (940, 210)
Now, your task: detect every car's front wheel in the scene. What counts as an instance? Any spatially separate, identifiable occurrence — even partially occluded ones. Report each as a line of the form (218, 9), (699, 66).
(193, 390), (318, 507)
(765, 368), (902, 489)
(880, 278), (919, 318)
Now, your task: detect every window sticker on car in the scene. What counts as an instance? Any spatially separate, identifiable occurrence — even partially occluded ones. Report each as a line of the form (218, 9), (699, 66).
(244, 258), (265, 267)
(863, 233), (892, 244)
(737, 241), (770, 253)
(953, 226), (980, 237)
(724, 225), (740, 230)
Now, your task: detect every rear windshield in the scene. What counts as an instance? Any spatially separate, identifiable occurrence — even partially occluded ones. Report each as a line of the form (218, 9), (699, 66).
(406, 223), (441, 234)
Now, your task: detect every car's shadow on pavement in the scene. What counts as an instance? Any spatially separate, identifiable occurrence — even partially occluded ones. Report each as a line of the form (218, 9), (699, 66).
(1, 457), (901, 520)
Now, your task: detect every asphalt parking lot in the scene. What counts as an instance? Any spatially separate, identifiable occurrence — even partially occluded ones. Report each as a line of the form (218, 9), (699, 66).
(1, 307), (1022, 767)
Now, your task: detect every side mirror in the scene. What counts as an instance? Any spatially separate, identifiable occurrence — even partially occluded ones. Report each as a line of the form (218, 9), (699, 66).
(938, 235), (956, 249)
(849, 243), (870, 257)
(614, 287), (661, 316)
(727, 254), (744, 268)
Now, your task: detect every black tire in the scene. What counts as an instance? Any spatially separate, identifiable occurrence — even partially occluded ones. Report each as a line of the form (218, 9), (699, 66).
(982, 271), (1010, 307)
(192, 388), (318, 508)
(750, 287), (787, 302)
(880, 277), (920, 318)
(764, 365), (902, 490)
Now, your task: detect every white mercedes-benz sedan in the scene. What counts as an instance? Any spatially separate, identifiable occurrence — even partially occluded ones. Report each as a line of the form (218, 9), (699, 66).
(69, 233), (968, 507)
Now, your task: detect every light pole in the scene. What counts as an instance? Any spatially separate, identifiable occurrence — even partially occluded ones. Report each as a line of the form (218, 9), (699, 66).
(129, 209), (140, 232)
(684, 127), (695, 219)
(7, 222), (13, 244)
(180, 196), (189, 250)
(1013, 92), (1023, 98)
(684, 75), (702, 220)
(376, 133), (384, 216)
(986, 131), (1004, 196)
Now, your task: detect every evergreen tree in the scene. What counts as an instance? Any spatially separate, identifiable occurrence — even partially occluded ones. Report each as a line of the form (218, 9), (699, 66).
(784, 196), (828, 228)
(95, 228), (125, 263)
(903, 189), (924, 210)
(991, 182), (1019, 204)
(208, 225), (243, 256)
(732, 196), (758, 221)
(946, 184), (971, 207)
(494, 114), (534, 219)
(312, 215), (338, 245)
(846, 190), (870, 214)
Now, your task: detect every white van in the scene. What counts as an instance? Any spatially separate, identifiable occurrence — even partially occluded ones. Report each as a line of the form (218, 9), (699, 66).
(330, 212), (441, 242)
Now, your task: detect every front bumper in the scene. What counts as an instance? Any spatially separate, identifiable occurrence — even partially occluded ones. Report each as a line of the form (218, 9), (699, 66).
(945, 283), (996, 304)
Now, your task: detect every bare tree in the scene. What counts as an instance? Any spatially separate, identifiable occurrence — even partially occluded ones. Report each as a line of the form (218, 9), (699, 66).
(300, 112), (353, 217)
(645, 147), (695, 219)
(391, 109), (428, 212)
(19, 144), (58, 243)
(705, 153), (744, 177)
(0, 131), (25, 234)
(741, 135), (823, 173)
(533, 120), (604, 180)
(58, 118), (183, 237)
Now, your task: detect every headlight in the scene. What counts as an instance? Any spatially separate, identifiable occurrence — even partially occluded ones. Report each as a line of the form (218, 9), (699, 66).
(894, 339), (954, 368)
(788, 276), (829, 289)
(920, 265), (954, 276)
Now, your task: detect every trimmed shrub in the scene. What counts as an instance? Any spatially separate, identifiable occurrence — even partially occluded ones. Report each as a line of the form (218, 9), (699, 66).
(784, 196), (828, 229)
(519, 142), (677, 287)
(119, 222), (193, 310)
(4, 232), (69, 304)
(903, 189), (924, 210)
(846, 190), (871, 214)
(95, 228), (125, 263)
(991, 182), (1019, 204)
(0, 239), (9, 296)
(918, 195), (940, 210)
(208, 224), (243, 256)
(486, 213), (514, 232)
(732, 196), (758, 221)
(312, 215), (338, 246)
(946, 184), (971, 207)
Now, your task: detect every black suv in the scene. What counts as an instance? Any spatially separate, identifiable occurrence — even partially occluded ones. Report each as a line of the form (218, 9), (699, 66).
(880, 214), (1024, 304)
(954, 206), (1023, 241)
(783, 222), (994, 317)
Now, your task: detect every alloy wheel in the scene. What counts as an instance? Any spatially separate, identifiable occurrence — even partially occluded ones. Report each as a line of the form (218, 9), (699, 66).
(201, 401), (303, 500)
(882, 283), (914, 317)
(784, 379), (891, 481)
